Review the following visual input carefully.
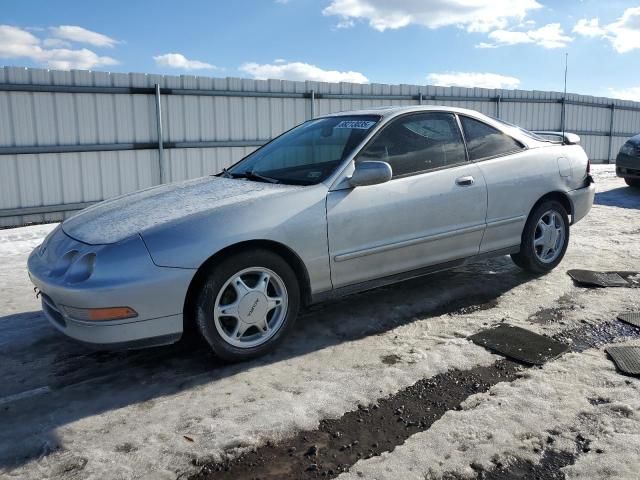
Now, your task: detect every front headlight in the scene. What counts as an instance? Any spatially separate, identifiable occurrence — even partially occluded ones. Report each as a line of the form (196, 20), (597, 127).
(620, 142), (638, 156)
(65, 253), (97, 283)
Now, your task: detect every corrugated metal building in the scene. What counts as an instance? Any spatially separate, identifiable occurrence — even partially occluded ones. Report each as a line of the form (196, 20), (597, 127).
(1, 66), (639, 227)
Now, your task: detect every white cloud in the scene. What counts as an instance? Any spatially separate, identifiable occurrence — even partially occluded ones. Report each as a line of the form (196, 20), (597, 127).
(0, 24), (118, 70)
(39, 48), (118, 70)
(573, 7), (640, 53)
(153, 53), (216, 70)
(322, 0), (541, 33)
(240, 61), (369, 83)
(475, 42), (499, 49)
(49, 25), (119, 48)
(481, 23), (572, 49)
(608, 87), (640, 102)
(335, 18), (355, 29)
(42, 38), (72, 48)
(427, 72), (520, 90)
(572, 18), (605, 38)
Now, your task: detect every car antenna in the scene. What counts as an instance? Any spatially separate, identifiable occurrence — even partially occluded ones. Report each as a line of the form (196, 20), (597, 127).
(561, 52), (568, 145)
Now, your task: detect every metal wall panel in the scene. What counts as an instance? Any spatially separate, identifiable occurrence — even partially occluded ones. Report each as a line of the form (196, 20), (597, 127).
(1, 66), (640, 227)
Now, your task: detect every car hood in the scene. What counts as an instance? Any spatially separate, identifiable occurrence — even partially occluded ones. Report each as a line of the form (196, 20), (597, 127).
(62, 176), (300, 245)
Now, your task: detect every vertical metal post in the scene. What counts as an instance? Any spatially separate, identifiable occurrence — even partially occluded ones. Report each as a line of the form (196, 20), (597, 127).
(418, 92), (423, 105)
(560, 97), (566, 136)
(561, 53), (568, 142)
(607, 103), (616, 164)
(495, 95), (501, 119)
(154, 83), (165, 184)
(310, 89), (315, 120)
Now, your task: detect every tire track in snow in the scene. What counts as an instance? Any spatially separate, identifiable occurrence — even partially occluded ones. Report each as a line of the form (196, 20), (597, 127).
(0, 386), (51, 406)
(191, 360), (522, 480)
(190, 320), (640, 479)
(336, 337), (640, 479)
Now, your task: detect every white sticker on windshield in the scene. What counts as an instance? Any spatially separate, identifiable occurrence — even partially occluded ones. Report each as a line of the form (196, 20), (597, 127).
(335, 120), (376, 130)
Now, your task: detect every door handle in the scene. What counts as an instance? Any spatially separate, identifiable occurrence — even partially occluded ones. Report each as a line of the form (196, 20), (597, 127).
(455, 175), (475, 186)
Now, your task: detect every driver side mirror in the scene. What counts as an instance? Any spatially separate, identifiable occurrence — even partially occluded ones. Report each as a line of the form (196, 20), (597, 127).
(349, 161), (393, 187)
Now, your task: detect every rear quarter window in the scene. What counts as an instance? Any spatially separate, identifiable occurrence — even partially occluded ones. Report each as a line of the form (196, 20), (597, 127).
(461, 116), (525, 161)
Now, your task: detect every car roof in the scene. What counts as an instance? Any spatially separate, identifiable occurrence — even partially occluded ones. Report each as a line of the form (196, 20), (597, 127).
(321, 105), (486, 120)
(321, 105), (540, 148)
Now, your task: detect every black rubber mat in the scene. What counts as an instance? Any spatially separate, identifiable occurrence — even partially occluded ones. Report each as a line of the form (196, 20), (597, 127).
(567, 270), (631, 288)
(616, 272), (640, 287)
(606, 345), (640, 375)
(469, 324), (569, 365)
(618, 312), (640, 328)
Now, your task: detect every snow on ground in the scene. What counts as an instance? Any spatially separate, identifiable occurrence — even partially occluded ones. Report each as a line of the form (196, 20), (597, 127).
(337, 348), (640, 480)
(0, 165), (639, 479)
(0, 223), (58, 351)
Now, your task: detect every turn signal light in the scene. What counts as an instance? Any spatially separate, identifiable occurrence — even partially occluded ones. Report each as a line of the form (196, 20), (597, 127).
(62, 306), (138, 322)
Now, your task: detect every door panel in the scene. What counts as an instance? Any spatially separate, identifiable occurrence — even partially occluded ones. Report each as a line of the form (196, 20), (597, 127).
(327, 163), (487, 288)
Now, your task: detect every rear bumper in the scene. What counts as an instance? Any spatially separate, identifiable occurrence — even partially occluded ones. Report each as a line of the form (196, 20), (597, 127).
(567, 182), (596, 224)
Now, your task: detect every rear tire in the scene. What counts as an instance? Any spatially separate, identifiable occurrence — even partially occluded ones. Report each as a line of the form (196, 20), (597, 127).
(625, 177), (640, 188)
(195, 249), (300, 362)
(511, 200), (570, 274)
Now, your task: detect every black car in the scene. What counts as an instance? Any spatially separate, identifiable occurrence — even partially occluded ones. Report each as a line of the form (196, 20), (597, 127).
(617, 134), (640, 187)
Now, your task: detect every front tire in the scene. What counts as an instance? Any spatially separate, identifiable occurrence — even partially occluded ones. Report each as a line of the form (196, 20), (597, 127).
(625, 177), (640, 188)
(511, 200), (570, 274)
(195, 249), (300, 362)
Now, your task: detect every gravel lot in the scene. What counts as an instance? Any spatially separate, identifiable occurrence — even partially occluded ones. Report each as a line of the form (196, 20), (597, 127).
(1, 165), (639, 480)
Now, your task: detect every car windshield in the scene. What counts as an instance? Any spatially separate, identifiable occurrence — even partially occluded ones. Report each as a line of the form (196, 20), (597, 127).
(225, 115), (380, 185)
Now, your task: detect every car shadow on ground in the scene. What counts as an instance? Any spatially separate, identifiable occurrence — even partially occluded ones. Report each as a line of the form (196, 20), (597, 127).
(595, 185), (640, 210)
(0, 256), (535, 470)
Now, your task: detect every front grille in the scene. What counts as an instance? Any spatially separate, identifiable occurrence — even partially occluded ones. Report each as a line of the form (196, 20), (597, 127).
(41, 293), (66, 328)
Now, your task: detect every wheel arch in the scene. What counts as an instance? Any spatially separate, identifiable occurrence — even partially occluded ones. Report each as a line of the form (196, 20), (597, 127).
(182, 239), (312, 335)
(528, 191), (573, 223)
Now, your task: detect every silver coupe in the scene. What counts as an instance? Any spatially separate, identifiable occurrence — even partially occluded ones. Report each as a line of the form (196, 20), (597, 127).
(28, 106), (595, 361)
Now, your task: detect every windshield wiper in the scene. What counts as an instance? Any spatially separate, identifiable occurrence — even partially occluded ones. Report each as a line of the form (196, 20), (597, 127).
(243, 170), (280, 183)
(219, 168), (279, 184)
(218, 167), (233, 178)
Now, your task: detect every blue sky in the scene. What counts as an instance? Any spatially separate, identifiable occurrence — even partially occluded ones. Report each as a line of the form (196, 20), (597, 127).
(1, 0), (640, 100)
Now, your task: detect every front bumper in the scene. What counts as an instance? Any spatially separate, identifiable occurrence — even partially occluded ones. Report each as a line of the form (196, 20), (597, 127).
(616, 153), (640, 179)
(28, 227), (195, 348)
(567, 181), (596, 225)
(39, 291), (181, 347)
(617, 165), (640, 180)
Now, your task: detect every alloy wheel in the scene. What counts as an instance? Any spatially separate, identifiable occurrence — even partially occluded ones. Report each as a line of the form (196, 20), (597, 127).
(533, 210), (566, 264)
(213, 267), (288, 348)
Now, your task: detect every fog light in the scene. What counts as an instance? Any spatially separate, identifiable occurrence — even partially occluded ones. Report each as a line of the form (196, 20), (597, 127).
(62, 306), (138, 321)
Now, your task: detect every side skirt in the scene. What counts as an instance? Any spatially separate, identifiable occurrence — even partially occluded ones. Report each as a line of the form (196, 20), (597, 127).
(309, 246), (520, 305)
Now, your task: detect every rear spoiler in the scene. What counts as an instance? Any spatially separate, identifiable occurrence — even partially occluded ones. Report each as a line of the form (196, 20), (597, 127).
(531, 131), (581, 145)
